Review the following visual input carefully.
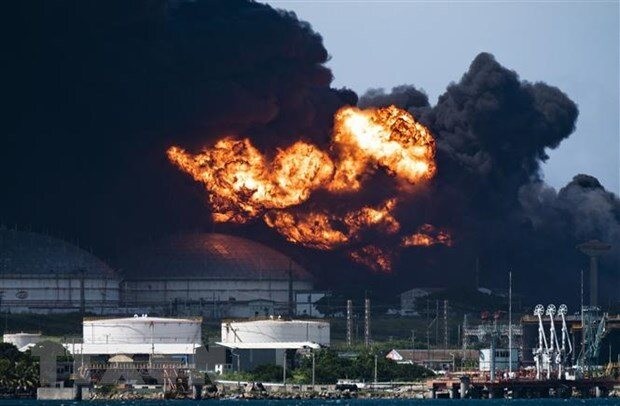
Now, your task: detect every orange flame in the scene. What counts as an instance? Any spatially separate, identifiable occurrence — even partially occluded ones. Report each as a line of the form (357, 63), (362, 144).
(264, 198), (400, 250)
(401, 224), (453, 247)
(348, 245), (394, 274)
(329, 106), (436, 191)
(168, 105), (444, 272)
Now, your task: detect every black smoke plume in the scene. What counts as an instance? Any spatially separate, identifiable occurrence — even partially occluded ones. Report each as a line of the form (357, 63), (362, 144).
(3, 0), (355, 256)
(361, 54), (619, 304)
(3, 1), (617, 305)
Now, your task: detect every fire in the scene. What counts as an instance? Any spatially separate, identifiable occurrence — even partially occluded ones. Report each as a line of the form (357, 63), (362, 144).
(348, 245), (394, 274)
(401, 224), (453, 247)
(264, 210), (348, 250)
(329, 106), (436, 191)
(264, 199), (400, 250)
(167, 139), (333, 223)
(168, 105), (447, 272)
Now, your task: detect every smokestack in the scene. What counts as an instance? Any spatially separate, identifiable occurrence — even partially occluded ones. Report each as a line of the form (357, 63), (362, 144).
(578, 240), (611, 307)
(346, 300), (353, 347)
(364, 297), (371, 347)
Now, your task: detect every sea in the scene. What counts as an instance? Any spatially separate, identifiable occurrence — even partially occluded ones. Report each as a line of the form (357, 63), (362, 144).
(0, 400), (619, 406)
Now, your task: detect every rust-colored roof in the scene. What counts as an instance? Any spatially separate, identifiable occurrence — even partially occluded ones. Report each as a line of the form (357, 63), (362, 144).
(120, 233), (311, 281)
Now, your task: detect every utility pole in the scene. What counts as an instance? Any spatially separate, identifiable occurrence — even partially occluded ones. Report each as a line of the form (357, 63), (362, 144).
(364, 297), (371, 347)
(411, 329), (415, 351)
(462, 314), (468, 349)
(435, 300), (439, 346)
(443, 300), (449, 349)
(312, 350), (315, 389)
(283, 351), (287, 387)
(508, 270), (513, 376)
(346, 300), (353, 347)
(426, 329), (431, 368)
(374, 354), (378, 384)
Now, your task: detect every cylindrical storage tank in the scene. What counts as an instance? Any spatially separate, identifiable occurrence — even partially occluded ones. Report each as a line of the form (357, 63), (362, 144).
(83, 316), (202, 345)
(3, 333), (42, 349)
(221, 320), (329, 346)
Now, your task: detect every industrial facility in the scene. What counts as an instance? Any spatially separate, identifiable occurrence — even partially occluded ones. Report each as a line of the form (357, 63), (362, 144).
(0, 229), (318, 318)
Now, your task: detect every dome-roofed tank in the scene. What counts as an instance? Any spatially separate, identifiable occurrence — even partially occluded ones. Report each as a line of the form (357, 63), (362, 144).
(120, 233), (314, 318)
(0, 228), (119, 313)
(0, 228), (115, 277)
(120, 233), (311, 281)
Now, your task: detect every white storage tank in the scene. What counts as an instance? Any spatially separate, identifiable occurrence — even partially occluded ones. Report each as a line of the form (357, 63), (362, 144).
(221, 319), (330, 346)
(3, 333), (42, 350)
(83, 315), (201, 345)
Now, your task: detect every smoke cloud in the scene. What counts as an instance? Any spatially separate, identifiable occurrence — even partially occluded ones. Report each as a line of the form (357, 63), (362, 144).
(361, 54), (618, 303)
(3, 0), (354, 255)
(3, 1), (617, 304)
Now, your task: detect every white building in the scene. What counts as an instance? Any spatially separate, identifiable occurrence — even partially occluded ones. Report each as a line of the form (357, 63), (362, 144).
(3, 333), (42, 351)
(399, 288), (443, 316)
(479, 348), (519, 372)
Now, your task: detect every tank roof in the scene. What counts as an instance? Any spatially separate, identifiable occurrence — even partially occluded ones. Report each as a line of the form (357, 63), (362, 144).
(0, 228), (115, 278)
(120, 233), (311, 281)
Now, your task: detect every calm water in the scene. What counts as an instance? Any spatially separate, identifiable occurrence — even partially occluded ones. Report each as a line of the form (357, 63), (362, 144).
(0, 400), (619, 406)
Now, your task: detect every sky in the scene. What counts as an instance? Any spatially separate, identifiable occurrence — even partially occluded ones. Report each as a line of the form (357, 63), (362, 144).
(266, 0), (620, 194)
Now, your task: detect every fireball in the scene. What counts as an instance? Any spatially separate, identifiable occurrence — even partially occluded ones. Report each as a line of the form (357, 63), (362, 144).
(168, 105), (448, 272)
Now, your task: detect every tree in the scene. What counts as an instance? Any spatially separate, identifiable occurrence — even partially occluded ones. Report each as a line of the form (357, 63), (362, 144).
(250, 364), (283, 382)
(0, 343), (21, 363)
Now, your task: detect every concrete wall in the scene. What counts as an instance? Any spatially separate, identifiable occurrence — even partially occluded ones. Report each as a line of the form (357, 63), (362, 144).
(37, 387), (77, 400)
(122, 279), (312, 304)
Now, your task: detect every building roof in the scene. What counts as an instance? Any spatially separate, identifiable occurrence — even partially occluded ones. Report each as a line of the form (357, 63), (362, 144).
(386, 349), (479, 362)
(0, 228), (116, 278)
(120, 233), (311, 281)
(83, 316), (202, 324)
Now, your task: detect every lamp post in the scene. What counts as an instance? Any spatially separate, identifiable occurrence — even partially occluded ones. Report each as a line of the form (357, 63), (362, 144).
(374, 354), (378, 385)
(283, 350), (287, 389)
(230, 349), (240, 388)
(312, 350), (316, 389)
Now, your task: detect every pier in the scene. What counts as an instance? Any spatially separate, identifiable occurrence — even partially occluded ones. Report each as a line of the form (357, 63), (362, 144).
(428, 376), (616, 399)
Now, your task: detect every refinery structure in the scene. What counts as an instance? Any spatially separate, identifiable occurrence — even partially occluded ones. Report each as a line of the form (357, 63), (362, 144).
(1, 226), (619, 399)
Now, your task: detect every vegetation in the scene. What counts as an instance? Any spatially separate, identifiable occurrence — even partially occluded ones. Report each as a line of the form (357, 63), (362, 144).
(221, 348), (434, 385)
(293, 349), (434, 384)
(0, 343), (39, 397)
